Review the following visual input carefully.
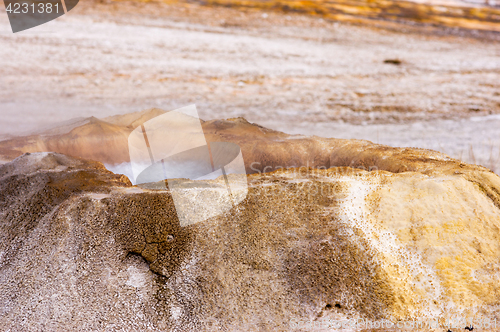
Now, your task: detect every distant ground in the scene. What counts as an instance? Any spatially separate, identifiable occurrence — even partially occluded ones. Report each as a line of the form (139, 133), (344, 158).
(0, 0), (499, 171)
(187, 0), (500, 31)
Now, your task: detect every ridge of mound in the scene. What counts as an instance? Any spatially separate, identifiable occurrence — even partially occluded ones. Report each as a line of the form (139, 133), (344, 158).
(1, 109), (496, 180)
(103, 108), (167, 128)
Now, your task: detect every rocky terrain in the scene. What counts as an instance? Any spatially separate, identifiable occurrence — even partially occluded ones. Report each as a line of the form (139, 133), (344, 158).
(0, 1), (499, 328)
(0, 146), (499, 331)
(1, 110), (500, 330)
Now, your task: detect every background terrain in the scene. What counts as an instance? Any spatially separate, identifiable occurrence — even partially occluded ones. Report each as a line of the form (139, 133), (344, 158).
(0, 0), (499, 171)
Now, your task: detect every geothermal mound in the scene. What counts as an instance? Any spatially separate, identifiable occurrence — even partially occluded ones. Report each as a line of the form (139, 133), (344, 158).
(1, 110), (500, 330)
(0, 149), (500, 331)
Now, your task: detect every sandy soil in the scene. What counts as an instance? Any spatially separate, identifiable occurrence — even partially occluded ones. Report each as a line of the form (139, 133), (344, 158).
(0, 0), (499, 171)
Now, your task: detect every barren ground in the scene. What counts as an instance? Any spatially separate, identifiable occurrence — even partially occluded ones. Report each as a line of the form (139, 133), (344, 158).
(0, 0), (499, 171)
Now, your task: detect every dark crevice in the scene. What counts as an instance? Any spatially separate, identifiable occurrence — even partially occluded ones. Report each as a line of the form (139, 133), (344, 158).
(467, 179), (500, 210)
(125, 251), (165, 277)
(125, 251), (145, 261)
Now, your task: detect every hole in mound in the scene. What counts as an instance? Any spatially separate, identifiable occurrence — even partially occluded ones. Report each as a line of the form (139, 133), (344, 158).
(335, 303), (341, 309)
